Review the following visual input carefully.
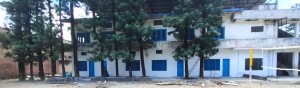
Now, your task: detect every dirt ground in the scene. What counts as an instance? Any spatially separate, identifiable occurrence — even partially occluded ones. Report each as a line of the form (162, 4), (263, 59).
(1, 79), (300, 88)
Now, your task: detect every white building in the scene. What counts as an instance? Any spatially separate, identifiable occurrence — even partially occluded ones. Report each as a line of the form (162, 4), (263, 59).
(71, 0), (300, 78)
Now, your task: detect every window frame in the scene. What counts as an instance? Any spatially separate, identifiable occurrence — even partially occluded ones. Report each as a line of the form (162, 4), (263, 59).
(77, 32), (90, 43)
(152, 60), (167, 71)
(156, 50), (163, 54)
(245, 58), (263, 70)
(187, 29), (195, 40)
(215, 27), (225, 39)
(152, 29), (167, 41)
(154, 20), (163, 25)
(78, 61), (87, 71)
(204, 59), (220, 71)
(81, 52), (87, 56)
(126, 60), (140, 71)
(251, 26), (264, 32)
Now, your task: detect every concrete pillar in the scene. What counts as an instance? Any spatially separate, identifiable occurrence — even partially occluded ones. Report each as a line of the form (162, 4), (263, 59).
(293, 52), (299, 76)
(295, 23), (299, 38)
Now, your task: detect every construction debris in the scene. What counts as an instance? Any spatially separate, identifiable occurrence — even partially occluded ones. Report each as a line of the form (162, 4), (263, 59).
(155, 80), (239, 87)
(155, 81), (183, 85)
(222, 81), (239, 86)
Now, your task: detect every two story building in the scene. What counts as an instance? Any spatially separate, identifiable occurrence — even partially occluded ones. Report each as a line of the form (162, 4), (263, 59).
(71, 0), (300, 78)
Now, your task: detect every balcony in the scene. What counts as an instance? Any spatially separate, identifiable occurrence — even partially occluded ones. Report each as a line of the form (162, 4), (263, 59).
(219, 38), (300, 49)
(234, 9), (300, 20)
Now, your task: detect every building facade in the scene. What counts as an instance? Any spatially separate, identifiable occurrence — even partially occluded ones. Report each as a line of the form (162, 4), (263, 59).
(71, 1), (300, 78)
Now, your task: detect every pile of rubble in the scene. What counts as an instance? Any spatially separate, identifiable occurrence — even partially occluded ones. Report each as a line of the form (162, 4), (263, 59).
(155, 80), (239, 87)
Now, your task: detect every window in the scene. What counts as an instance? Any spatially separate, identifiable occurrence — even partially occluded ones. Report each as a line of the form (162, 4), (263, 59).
(129, 51), (136, 55)
(187, 29), (195, 40)
(152, 29), (167, 41)
(126, 60), (140, 71)
(81, 52), (87, 56)
(215, 27), (225, 39)
(101, 31), (114, 39)
(77, 32), (90, 43)
(78, 61), (87, 71)
(245, 58), (263, 70)
(156, 50), (163, 54)
(152, 60), (167, 71)
(251, 26), (264, 32)
(154, 20), (163, 25)
(204, 59), (220, 70)
(102, 22), (112, 28)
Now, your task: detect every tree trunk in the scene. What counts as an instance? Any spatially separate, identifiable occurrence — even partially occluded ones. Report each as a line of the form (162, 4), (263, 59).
(70, 0), (79, 77)
(18, 62), (26, 81)
(184, 26), (189, 79)
(29, 61), (34, 80)
(100, 47), (109, 77)
(112, 0), (119, 77)
(128, 40), (133, 77)
(199, 0), (206, 79)
(199, 55), (204, 79)
(100, 57), (109, 77)
(129, 62), (132, 77)
(100, 60), (105, 77)
(50, 47), (56, 77)
(47, 0), (56, 77)
(51, 59), (56, 76)
(138, 39), (146, 77)
(115, 59), (119, 77)
(184, 59), (189, 79)
(59, 0), (65, 77)
(38, 51), (45, 80)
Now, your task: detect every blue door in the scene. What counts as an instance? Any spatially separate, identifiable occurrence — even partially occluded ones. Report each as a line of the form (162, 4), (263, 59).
(89, 61), (95, 77)
(222, 59), (230, 77)
(177, 60), (184, 77)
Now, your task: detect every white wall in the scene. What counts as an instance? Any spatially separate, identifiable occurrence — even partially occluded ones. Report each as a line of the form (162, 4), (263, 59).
(223, 14), (277, 39)
(72, 11), (300, 78)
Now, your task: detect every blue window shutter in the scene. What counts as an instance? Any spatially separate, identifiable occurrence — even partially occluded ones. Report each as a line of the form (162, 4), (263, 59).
(152, 60), (167, 71)
(85, 32), (90, 43)
(162, 29), (166, 41)
(152, 30), (157, 41)
(188, 29), (195, 40)
(126, 60), (140, 71)
(77, 33), (82, 43)
(215, 27), (225, 39)
(204, 59), (220, 70)
(158, 30), (162, 41)
(81, 52), (87, 55)
(220, 27), (225, 39)
(152, 29), (167, 41)
(77, 32), (90, 43)
(78, 61), (87, 71)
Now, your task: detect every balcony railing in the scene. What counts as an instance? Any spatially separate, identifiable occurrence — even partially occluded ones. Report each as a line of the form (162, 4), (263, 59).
(219, 38), (300, 49)
(234, 9), (300, 19)
(78, 38), (300, 51)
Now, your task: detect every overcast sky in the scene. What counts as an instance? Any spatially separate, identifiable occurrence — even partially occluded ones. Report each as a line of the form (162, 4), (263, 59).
(0, 0), (299, 40)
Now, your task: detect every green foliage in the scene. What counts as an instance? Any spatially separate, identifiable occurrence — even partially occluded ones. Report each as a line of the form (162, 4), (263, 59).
(0, 31), (10, 49)
(1, 0), (62, 63)
(292, 3), (300, 9)
(163, 0), (202, 60)
(163, 0), (223, 60)
(191, 0), (223, 59)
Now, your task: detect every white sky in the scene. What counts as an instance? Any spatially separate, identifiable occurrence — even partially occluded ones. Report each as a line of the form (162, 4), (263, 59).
(0, 0), (299, 40)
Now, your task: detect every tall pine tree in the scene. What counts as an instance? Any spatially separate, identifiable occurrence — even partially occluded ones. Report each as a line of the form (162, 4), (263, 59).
(115, 0), (154, 77)
(191, 0), (223, 79)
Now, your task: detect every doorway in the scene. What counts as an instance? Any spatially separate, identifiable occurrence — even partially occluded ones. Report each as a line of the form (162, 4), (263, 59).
(277, 53), (293, 76)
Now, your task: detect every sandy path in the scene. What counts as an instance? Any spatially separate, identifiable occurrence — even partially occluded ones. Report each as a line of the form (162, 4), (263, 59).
(1, 79), (300, 88)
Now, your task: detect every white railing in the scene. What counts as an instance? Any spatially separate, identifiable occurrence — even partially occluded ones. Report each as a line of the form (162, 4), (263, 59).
(219, 38), (300, 48)
(234, 9), (300, 19)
